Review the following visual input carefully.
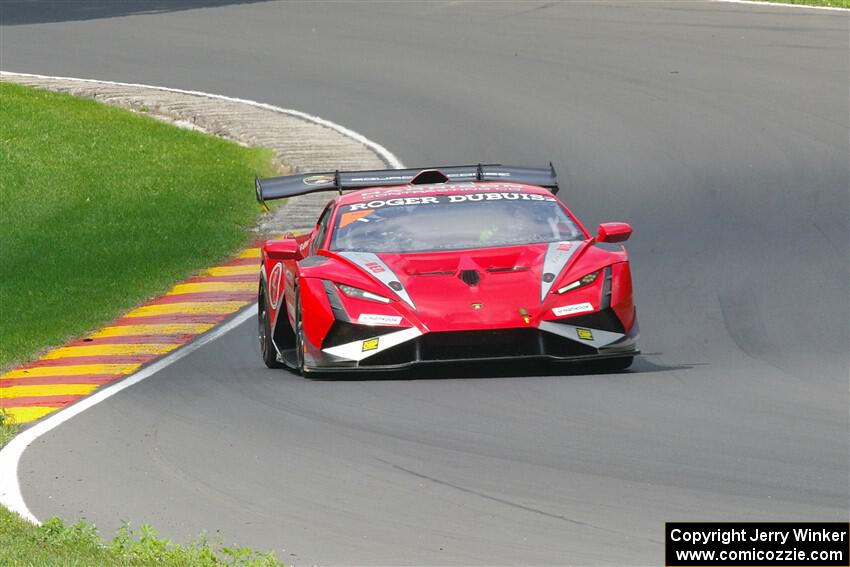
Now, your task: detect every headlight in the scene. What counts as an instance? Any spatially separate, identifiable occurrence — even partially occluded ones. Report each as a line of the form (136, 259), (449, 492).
(337, 283), (391, 304)
(556, 270), (600, 294)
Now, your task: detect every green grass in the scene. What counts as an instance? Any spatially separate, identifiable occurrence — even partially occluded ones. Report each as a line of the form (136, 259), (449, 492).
(0, 502), (283, 567)
(0, 82), (275, 369)
(759, 0), (849, 7)
(0, 409), (19, 447)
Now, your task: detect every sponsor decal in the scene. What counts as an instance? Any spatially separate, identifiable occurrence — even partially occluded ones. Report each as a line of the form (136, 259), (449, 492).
(347, 192), (555, 211)
(338, 252), (417, 309)
(357, 314), (402, 326)
(552, 302), (594, 317)
(303, 174), (335, 186)
(576, 328), (594, 341)
(471, 303), (483, 311)
(541, 240), (582, 301)
(347, 174), (410, 184)
(339, 209), (374, 228)
(446, 193), (555, 203)
(348, 196), (440, 211)
(365, 261), (385, 273)
(362, 337), (380, 352)
(358, 183), (526, 199)
(268, 262), (284, 309)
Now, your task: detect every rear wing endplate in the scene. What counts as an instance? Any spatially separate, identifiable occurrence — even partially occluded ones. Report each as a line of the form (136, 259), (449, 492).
(255, 163), (559, 208)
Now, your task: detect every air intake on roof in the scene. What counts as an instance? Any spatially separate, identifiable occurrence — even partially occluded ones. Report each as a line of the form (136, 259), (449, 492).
(410, 169), (450, 185)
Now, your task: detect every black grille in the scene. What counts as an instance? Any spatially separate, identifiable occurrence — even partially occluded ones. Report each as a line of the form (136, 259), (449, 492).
(364, 341), (418, 366)
(541, 332), (597, 357)
(459, 270), (481, 286)
(359, 327), (597, 367)
(558, 308), (625, 334)
(421, 329), (538, 359)
(322, 321), (400, 349)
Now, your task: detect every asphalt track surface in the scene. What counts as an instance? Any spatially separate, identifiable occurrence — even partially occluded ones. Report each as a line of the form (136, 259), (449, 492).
(2, 1), (848, 564)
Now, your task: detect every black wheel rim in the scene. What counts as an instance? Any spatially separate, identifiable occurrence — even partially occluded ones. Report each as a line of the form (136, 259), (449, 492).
(258, 288), (268, 356)
(259, 308), (267, 354)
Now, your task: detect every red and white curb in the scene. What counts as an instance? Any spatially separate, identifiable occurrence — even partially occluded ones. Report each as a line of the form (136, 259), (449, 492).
(1, 248), (262, 424)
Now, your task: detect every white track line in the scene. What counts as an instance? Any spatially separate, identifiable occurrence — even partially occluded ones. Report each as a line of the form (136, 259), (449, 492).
(713, 0), (849, 11)
(0, 71), (406, 525)
(0, 71), (405, 169)
(0, 307), (256, 523)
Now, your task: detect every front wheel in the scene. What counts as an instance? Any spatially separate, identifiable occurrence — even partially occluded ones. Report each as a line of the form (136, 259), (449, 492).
(258, 282), (283, 369)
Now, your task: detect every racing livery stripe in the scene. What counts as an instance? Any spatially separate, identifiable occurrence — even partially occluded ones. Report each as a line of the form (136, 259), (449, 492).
(322, 327), (422, 362)
(338, 251), (416, 309)
(538, 320), (626, 349)
(0, 247), (262, 424)
(540, 241), (583, 301)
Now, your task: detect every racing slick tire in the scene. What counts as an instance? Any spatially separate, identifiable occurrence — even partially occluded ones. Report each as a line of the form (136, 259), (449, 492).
(293, 284), (305, 375)
(258, 281), (284, 369)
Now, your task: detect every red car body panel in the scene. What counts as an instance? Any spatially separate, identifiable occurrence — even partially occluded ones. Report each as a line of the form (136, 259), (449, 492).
(259, 180), (638, 372)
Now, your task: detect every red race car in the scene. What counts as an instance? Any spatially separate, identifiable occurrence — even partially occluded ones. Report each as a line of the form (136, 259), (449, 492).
(255, 165), (638, 374)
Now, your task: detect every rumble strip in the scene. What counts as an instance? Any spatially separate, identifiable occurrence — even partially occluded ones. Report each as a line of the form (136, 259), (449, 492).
(0, 248), (261, 424)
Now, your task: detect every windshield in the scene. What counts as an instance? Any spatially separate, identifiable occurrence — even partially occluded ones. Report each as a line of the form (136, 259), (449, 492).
(330, 192), (584, 253)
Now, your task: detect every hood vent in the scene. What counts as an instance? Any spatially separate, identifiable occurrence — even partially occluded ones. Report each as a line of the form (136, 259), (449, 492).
(459, 269), (481, 286)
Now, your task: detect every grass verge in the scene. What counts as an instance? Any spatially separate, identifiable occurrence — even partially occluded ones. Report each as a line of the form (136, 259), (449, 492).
(0, 409), (19, 448)
(757, 0), (849, 7)
(0, 82), (275, 369)
(0, 510), (283, 567)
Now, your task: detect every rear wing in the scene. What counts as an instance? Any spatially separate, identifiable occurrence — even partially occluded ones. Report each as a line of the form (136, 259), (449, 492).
(255, 163), (559, 208)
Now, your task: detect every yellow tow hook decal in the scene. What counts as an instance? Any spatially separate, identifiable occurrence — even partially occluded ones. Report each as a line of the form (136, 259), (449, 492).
(519, 308), (531, 324)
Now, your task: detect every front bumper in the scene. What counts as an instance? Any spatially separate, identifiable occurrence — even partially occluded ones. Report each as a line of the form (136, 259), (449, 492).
(301, 316), (639, 373)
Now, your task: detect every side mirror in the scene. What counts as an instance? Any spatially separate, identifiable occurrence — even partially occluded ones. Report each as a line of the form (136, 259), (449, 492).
(597, 222), (632, 243)
(265, 239), (301, 261)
